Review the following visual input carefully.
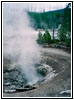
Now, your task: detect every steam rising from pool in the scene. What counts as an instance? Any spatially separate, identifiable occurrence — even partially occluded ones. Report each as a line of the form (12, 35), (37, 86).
(3, 4), (41, 85)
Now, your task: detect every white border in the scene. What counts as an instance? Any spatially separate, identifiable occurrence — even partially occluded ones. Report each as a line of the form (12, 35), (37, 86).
(1, 1), (73, 99)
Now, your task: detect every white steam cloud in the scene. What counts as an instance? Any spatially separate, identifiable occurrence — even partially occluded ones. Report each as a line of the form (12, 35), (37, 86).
(3, 3), (41, 84)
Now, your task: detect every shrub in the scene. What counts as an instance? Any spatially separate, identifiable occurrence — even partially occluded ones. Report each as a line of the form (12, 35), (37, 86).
(42, 30), (51, 44)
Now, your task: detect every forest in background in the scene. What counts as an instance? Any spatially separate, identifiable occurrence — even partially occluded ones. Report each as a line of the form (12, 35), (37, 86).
(27, 3), (71, 48)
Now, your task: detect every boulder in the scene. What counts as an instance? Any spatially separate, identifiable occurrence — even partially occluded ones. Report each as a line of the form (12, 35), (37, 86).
(36, 64), (53, 76)
(59, 90), (71, 95)
(15, 85), (37, 92)
(4, 89), (16, 93)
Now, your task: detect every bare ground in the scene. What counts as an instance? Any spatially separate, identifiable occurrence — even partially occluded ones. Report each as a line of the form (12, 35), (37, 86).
(3, 47), (71, 97)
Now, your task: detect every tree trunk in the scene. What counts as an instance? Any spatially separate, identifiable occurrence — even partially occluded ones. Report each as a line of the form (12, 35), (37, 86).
(53, 27), (55, 40)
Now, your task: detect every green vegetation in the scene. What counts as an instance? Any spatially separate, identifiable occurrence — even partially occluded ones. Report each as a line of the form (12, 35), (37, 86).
(28, 3), (71, 48)
(28, 9), (64, 30)
(37, 30), (51, 44)
(37, 30), (60, 45)
(36, 31), (43, 44)
(58, 3), (71, 47)
(42, 30), (51, 43)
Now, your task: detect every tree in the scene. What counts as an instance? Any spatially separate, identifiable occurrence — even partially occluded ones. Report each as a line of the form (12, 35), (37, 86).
(37, 31), (43, 44)
(58, 3), (71, 47)
(49, 13), (57, 40)
(42, 30), (51, 43)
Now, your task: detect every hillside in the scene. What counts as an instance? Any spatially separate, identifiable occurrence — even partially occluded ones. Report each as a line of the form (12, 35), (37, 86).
(27, 9), (65, 29)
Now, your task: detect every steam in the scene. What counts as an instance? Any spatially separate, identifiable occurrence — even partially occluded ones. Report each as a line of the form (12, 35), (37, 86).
(3, 4), (41, 84)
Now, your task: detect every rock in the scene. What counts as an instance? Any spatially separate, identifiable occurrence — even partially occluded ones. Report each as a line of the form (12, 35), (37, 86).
(10, 85), (16, 89)
(24, 84), (37, 89)
(15, 88), (32, 92)
(42, 44), (49, 48)
(36, 64), (53, 76)
(24, 85), (32, 88)
(59, 90), (71, 95)
(4, 89), (16, 93)
(4, 82), (10, 86)
(15, 85), (37, 92)
(37, 68), (48, 76)
(56, 45), (67, 49)
(49, 44), (57, 48)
